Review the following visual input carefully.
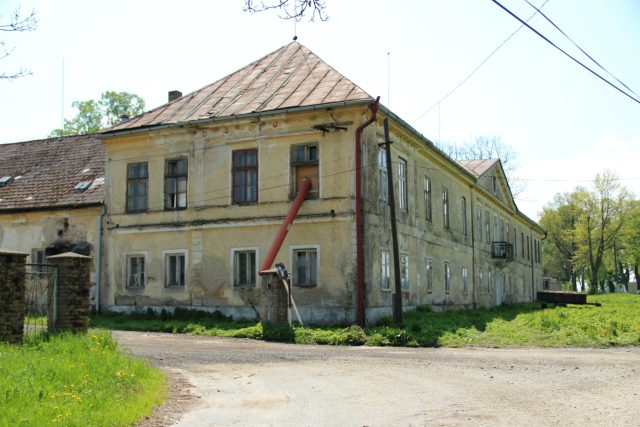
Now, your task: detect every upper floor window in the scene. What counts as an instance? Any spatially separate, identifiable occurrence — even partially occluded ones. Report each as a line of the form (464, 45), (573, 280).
(424, 177), (432, 222)
(127, 162), (148, 212)
(461, 197), (467, 238)
(398, 158), (407, 212)
(291, 144), (319, 199)
(165, 158), (188, 210)
(485, 210), (491, 243)
(232, 149), (258, 204)
(494, 215), (499, 241)
(492, 176), (498, 195)
(378, 148), (388, 203)
(527, 235), (530, 260)
(513, 227), (518, 257)
(442, 187), (450, 230)
(477, 209), (483, 242)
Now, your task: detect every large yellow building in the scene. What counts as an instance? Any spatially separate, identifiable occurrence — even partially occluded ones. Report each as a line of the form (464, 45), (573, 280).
(99, 42), (544, 324)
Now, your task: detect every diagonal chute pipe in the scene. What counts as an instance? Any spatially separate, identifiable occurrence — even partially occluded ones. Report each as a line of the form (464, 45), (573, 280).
(260, 177), (312, 272)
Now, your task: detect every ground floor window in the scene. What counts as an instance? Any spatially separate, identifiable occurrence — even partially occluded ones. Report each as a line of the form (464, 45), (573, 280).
(381, 251), (390, 290)
(164, 250), (187, 288)
(444, 262), (451, 294)
(126, 255), (146, 289)
(234, 249), (257, 286)
(400, 255), (409, 290)
(425, 258), (433, 293)
(462, 266), (468, 294)
(293, 248), (317, 286)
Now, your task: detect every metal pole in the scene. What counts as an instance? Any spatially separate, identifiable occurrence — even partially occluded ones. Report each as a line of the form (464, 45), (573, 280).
(382, 118), (403, 324)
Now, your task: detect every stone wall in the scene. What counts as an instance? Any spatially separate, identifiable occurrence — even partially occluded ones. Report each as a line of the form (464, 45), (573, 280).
(260, 272), (289, 326)
(48, 252), (92, 333)
(0, 249), (28, 344)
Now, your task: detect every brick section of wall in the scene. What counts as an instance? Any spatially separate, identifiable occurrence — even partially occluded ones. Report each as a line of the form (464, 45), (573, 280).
(48, 253), (92, 333)
(0, 250), (28, 344)
(260, 273), (289, 325)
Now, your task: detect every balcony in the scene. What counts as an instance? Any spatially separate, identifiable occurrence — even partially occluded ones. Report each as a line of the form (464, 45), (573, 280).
(491, 241), (513, 261)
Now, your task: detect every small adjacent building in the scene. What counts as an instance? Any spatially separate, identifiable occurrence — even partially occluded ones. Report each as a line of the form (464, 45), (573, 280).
(98, 41), (544, 324)
(0, 135), (105, 305)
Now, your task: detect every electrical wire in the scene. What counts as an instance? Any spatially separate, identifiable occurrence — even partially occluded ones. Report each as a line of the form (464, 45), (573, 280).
(491, 0), (640, 105)
(413, 0), (549, 123)
(522, 0), (640, 100)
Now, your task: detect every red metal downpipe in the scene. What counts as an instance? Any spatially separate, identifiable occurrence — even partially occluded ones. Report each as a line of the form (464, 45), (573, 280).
(355, 96), (380, 326)
(260, 177), (312, 272)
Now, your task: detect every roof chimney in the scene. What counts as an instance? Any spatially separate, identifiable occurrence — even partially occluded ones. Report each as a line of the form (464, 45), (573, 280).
(168, 90), (182, 102)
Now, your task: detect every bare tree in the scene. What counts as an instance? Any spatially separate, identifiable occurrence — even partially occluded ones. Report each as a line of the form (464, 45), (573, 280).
(0, 7), (38, 80)
(243, 0), (328, 21)
(437, 136), (526, 197)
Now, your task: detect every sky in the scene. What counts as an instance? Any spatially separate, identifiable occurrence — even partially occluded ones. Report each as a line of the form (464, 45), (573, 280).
(1, 0), (638, 220)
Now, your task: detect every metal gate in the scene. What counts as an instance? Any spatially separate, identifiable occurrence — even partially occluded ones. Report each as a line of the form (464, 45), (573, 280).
(24, 263), (57, 334)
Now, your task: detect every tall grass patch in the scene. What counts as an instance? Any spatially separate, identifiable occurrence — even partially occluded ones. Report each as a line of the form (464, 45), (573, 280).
(0, 331), (165, 427)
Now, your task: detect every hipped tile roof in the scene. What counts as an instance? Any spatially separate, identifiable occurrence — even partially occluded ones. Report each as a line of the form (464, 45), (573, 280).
(106, 41), (373, 133)
(0, 135), (104, 211)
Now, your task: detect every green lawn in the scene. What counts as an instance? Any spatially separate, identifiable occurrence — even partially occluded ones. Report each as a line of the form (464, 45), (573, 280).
(90, 294), (640, 348)
(0, 331), (165, 427)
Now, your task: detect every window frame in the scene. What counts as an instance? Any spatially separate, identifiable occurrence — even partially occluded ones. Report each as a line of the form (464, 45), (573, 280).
(398, 157), (408, 212)
(461, 196), (467, 238)
(462, 266), (468, 294)
(232, 149), (259, 205)
(442, 187), (450, 230)
(291, 143), (319, 199)
(381, 250), (391, 290)
(232, 247), (258, 287)
(126, 162), (149, 213)
(162, 249), (188, 289)
(444, 262), (451, 294)
(291, 246), (319, 287)
(164, 158), (188, 210)
(424, 176), (432, 222)
(124, 252), (147, 290)
(400, 254), (410, 290)
(425, 257), (433, 293)
(378, 148), (388, 203)
(477, 208), (483, 242)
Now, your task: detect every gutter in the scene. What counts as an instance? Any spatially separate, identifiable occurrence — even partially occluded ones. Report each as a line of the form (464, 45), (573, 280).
(355, 97), (380, 327)
(96, 205), (106, 313)
(0, 202), (103, 215)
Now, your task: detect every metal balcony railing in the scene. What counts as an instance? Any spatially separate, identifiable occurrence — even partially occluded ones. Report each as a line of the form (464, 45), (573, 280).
(491, 241), (513, 260)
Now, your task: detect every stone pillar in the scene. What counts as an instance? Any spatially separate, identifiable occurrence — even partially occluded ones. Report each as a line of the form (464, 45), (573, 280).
(0, 249), (28, 343)
(260, 271), (289, 326)
(48, 252), (93, 333)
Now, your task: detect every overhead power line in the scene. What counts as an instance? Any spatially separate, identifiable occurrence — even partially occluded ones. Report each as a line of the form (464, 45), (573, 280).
(413, 0), (549, 123)
(522, 0), (640, 100)
(491, 0), (640, 105)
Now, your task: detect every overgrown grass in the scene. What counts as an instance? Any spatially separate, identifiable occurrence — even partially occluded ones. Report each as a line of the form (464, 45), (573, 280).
(0, 331), (165, 427)
(91, 294), (640, 348)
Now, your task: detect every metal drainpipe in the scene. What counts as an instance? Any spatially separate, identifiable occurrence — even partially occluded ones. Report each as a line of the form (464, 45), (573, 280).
(96, 205), (106, 313)
(355, 96), (380, 327)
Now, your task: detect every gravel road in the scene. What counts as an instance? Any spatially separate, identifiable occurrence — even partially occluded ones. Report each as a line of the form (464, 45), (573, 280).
(114, 331), (640, 427)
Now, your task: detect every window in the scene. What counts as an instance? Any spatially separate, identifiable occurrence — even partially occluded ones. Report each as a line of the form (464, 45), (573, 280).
(478, 271), (484, 294)
(74, 181), (92, 193)
(398, 158), (407, 212)
(127, 162), (148, 212)
(424, 177), (432, 222)
(425, 258), (433, 293)
(232, 149), (258, 204)
(164, 251), (186, 287)
(378, 148), (388, 203)
(508, 275), (513, 295)
(494, 215), (499, 241)
(294, 248), (317, 286)
(488, 270), (492, 294)
(400, 254), (409, 289)
(165, 158), (188, 209)
(31, 249), (46, 278)
(461, 197), (467, 237)
(513, 227), (518, 258)
(462, 266), (468, 294)
(381, 251), (390, 290)
(526, 236), (530, 260)
(126, 255), (145, 289)
(506, 224), (510, 245)
(0, 176), (13, 187)
(492, 176), (498, 195)
(291, 144), (319, 199)
(442, 187), (450, 229)
(477, 209), (483, 242)
(234, 250), (257, 287)
(444, 262), (451, 294)
(485, 210), (490, 243)
(521, 233), (525, 257)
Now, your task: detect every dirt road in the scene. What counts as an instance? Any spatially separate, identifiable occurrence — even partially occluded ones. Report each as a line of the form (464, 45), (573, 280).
(115, 331), (640, 426)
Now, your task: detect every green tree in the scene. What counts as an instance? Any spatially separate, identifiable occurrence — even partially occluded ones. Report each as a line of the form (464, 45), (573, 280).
(574, 171), (631, 292)
(49, 91), (145, 137)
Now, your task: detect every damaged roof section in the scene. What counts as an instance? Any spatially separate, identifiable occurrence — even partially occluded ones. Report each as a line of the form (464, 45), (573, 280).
(0, 134), (104, 211)
(105, 41), (373, 133)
